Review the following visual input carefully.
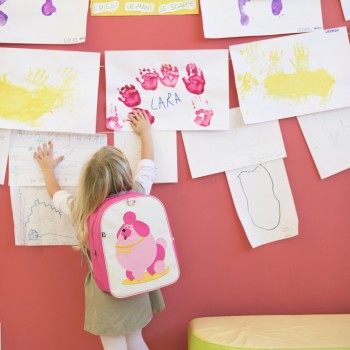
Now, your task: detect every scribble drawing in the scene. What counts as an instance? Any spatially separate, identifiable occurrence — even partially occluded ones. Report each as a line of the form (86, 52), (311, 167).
(238, 164), (281, 230)
(42, 0), (56, 16)
(191, 96), (213, 127)
(25, 199), (61, 226)
(238, 0), (283, 26)
(25, 199), (77, 244)
(0, 0), (8, 26)
(0, 67), (78, 126)
(238, 43), (335, 103)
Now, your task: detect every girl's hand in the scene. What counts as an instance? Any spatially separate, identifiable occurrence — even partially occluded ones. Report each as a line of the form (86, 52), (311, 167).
(34, 141), (64, 198)
(128, 109), (151, 136)
(34, 141), (64, 171)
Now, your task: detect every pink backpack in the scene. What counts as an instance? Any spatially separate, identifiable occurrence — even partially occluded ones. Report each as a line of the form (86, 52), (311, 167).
(87, 192), (180, 298)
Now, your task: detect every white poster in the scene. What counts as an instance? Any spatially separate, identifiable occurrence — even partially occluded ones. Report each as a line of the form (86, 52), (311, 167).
(105, 50), (229, 131)
(0, 129), (10, 185)
(226, 159), (298, 248)
(340, 0), (350, 20)
(0, 0), (89, 44)
(182, 108), (286, 178)
(0, 48), (100, 133)
(114, 131), (178, 183)
(297, 108), (350, 179)
(230, 27), (350, 124)
(200, 0), (323, 38)
(9, 130), (107, 186)
(11, 186), (77, 246)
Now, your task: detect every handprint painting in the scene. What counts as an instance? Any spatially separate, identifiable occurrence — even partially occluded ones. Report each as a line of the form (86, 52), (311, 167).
(0, 0), (89, 44)
(105, 50), (229, 131)
(229, 27), (350, 124)
(0, 48), (100, 133)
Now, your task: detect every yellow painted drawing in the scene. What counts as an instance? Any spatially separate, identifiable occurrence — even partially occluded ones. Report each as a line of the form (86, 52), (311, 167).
(237, 42), (335, 103)
(90, 0), (198, 16)
(122, 267), (170, 285)
(0, 67), (77, 126)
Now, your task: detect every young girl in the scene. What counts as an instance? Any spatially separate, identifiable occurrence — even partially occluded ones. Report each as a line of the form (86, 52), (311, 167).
(34, 109), (165, 350)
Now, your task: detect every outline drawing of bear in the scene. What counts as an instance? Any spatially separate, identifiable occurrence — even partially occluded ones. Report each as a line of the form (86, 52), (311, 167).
(115, 211), (168, 284)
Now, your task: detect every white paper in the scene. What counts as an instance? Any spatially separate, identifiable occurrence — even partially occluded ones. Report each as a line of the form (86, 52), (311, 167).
(200, 0), (323, 38)
(114, 131), (178, 183)
(297, 108), (350, 179)
(0, 129), (10, 185)
(0, 48), (100, 133)
(230, 27), (350, 124)
(0, 0), (89, 44)
(10, 186), (77, 246)
(9, 130), (107, 186)
(226, 159), (298, 248)
(340, 0), (350, 20)
(105, 50), (229, 131)
(182, 108), (286, 178)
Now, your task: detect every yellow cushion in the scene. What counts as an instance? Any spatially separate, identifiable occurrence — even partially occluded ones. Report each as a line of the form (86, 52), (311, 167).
(188, 315), (350, 350)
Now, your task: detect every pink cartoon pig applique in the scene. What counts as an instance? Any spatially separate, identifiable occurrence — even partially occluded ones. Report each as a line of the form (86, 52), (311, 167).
(115, 211), (167, 282)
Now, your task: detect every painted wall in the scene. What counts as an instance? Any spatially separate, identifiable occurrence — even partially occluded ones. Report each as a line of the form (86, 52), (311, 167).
(1, 1), (350, 349)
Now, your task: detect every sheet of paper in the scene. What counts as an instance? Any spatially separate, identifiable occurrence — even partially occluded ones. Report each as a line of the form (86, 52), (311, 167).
(9, 130), (107, 186)
(11, 186), (78, 246)
(0, 129), (10, 185)
(90, 0), (198, 16)
(114, 131), (177, 183)
(226, 159), (298, 248)
(182, 108), (286, 178)
(0, 48), (100, 133)
(105, 50), (229, 131)
(200, 0), (323, 38)
(0, 0), (89, 44)
(229, 27), (350, 124)
(340, 0), (350, 20)
(297, 108), (350, 179)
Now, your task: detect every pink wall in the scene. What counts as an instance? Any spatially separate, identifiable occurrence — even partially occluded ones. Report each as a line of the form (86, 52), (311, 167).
(1, 1), (350, 349)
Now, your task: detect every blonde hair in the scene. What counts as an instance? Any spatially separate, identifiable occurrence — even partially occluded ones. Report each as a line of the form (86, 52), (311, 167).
(71, 146), (133, 253)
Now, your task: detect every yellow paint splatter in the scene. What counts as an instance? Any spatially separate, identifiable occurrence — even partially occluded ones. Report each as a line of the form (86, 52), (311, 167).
(264, 44), (335, 101)
(0, 67), (77, 126)
(237, 72), (259, 95)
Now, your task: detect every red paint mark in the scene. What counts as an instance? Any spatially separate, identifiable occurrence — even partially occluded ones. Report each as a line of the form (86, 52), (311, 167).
(118, 84), (141, 107)
(182, 63), (206, 95)
(159, 64), (179, 88)
(136, 68), (159, 90)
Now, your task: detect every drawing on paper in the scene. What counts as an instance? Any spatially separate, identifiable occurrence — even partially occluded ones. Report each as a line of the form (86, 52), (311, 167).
(237, 42), (335, 103)
(0, 67), (78, 126)
(238, 0), (283, 26)
(0, 0), (7, 26)
(238, 164), (281, 230)
(0, 0), (57, 27)
(24, 198), (77, 245)
(42, 0), (57, 16)
(107, 62), (211, 130)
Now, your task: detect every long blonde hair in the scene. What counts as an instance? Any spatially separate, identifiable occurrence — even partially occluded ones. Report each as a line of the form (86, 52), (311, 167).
(71, 146), (133, 253)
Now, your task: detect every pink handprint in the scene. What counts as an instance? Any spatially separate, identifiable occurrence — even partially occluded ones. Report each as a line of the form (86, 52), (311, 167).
(182, 63), (206, 95)
(159, 64), (179, 88)
(106, 104), (122, 131)
(136, 68), (159, 90)
(192, 97), (213, 127)
(118, 84), (141, 107)
(131, 108), (155, 125)
(42, 0), (56, 16)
